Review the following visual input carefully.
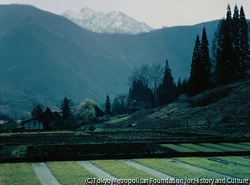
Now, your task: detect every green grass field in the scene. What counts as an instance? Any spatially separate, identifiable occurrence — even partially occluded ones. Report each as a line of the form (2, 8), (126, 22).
(238, 142), (250, 146)
(132, 158), (217, 179)
(46, 161), (97, 185)
(104, 115), (131, 124)
(0, 163), (41, 185)
(218, 143), (250, 151)
(90, 160), (158, 180)
(160, 144), (197, 152)
(1, 156), (250, 184)
(214, 156), (250, 167)
(179, 143), (222, 152)
(199, 143), (246, 151)
(176, 157), (250, 179)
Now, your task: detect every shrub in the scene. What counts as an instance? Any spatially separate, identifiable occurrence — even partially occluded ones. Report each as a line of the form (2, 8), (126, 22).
(188, 85), (232, 107)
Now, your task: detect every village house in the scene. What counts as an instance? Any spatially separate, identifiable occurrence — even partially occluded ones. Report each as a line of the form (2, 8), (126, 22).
(22, 117), (48, 130)
(22, 107), (61, 131)
(95, 105), (106, 121)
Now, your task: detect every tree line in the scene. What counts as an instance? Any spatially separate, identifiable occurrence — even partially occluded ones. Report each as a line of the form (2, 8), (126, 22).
(32, 97), (107, 129)
(111, 4), (250, 114)
(190, 4), (249, 96)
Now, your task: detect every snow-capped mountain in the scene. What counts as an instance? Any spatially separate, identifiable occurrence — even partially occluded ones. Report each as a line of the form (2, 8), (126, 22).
(62, 7), (153, 34)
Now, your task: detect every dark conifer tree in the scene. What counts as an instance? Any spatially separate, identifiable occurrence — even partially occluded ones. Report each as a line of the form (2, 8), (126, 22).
(200, 27), (212, 89)
(157, 60), (176, 105)
(189, 27), (212, 96)
(239, 5), (250, 78)
(105, 94), (111, 115)
(60, 97), (72, 121)
(189, 35), (202, 96)
(177, 78), (189, 96)
(177, 77), (182, 95)
(214, 4), (234, 84)
(129, 79), (152, 107)
(181, 78), (189, 95)
(214, 4), (249, 84)
(231, 4), (241, 81)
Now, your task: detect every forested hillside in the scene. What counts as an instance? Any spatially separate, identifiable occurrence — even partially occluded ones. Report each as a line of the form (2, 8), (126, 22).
(0, 4), (226, 117)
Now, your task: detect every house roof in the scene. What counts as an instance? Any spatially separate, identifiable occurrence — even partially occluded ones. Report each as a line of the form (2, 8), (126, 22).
(22, 117), (46, 123)
(40, 107), (61, 121)
(53, 111), (61, 120)
(95, 105), (106, 117)
(0, 120), (18, 131)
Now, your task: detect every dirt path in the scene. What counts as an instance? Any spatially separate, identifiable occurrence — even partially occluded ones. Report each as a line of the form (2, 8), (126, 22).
(32, 163), (60, 185)
(120, 159), (175, 179)
(163, 159), (233, 179)
(77, 161), (115, 180)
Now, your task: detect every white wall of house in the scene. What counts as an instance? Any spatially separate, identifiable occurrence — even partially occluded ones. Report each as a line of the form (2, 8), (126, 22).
(24, 119), (43, 130)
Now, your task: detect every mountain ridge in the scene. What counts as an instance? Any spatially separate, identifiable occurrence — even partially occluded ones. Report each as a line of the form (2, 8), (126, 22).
(62, 7), (154, 34)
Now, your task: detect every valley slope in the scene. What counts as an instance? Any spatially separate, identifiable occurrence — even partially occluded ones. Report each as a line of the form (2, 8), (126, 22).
(0, 4), (219, 117)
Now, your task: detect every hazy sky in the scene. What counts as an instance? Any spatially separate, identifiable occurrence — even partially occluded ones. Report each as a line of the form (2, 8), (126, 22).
(1, 0), (250, 28)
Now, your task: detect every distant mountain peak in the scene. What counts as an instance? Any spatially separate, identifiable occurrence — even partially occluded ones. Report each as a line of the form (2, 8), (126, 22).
(80, 7), (96, 18)
(62, 7), (153, 34)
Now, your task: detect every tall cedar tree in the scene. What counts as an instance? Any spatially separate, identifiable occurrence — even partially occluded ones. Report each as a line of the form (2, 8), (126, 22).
(239, 6), (250, 78)
(105, 94), (111, 115)
(231, 5), (241, 81)
(157, 60), (176, 105)
(189, 35), (202, 96)
(189, 28), (211, 96)
(214, 4), (250, 84)
(200, 27), (212, 89)
(214, 5), (234, 84)
(177, 78), (188, 96)
(60, 96), (72, 121)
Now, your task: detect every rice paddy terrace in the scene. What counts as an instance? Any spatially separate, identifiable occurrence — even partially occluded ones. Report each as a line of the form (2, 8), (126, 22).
(1, 131), (250, 184)
(1, 141), (250, 184)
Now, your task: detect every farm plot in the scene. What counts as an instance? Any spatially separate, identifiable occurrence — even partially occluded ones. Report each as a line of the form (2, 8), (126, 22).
(90, 159), (158, 180)
(213, 156), (250, 167)
(0, 163), (41, 185)
(199, 143), (247, 151)
(132, 158), (218, 179)
(218, 143), (250, 151)
(179, 143), (222, 152)
(239, 142), (250, 146)
(176, 157), (250, 179)
(46, 161), (97, 185)
(160, 144), (197, 152)
(1, 157), (250, 185)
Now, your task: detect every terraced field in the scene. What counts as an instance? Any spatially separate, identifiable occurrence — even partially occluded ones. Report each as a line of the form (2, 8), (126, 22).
(199, 143), (243, 151)
(160, 144), (197, 152)
(161, 142), (250, 153)
(179, 143), (222, 152)
(176, 157), (250, 179)
(0, 142), (250, 184)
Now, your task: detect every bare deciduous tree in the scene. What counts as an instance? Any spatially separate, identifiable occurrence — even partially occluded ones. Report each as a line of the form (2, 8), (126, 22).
(128, 62), (164, 107)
